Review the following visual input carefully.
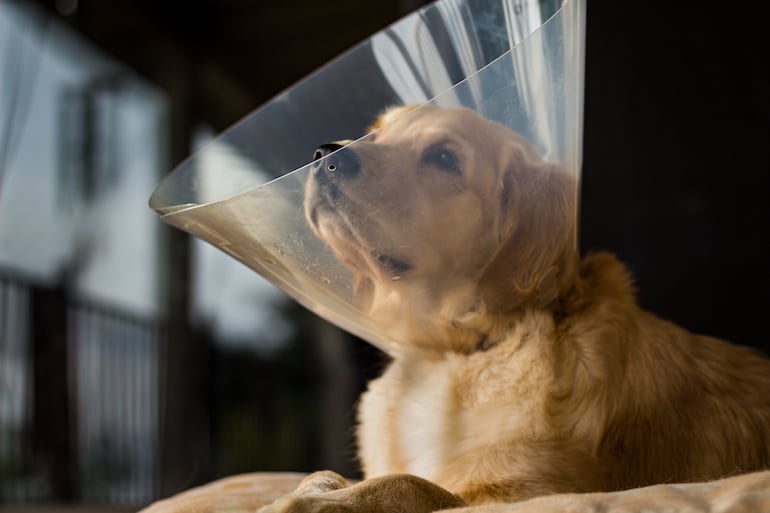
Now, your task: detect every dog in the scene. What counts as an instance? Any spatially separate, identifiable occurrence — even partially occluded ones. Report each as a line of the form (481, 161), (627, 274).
(254, 104), (770, 512)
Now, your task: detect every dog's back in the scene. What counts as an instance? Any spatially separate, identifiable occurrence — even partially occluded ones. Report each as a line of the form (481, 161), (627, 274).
(560, 253), (770, 489)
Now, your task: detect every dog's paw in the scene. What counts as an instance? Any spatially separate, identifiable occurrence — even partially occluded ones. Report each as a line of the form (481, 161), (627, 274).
(257, 471), (353, 513)
(257, 472), (465, 513)
(292, 470), (350, 494)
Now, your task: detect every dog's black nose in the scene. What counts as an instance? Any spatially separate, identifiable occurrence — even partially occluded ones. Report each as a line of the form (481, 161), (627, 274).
(313, 143), (360, 179)
(313, 143), (343, 161)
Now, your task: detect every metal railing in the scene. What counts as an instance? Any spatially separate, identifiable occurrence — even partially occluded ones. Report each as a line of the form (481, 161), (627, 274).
(0, 271), (165, 506)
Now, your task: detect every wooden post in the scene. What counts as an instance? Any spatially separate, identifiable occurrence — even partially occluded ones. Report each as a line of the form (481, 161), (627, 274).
(314, 317), (357, 477)
(30, 283), (78, 501)
(155, 44), (211, 497)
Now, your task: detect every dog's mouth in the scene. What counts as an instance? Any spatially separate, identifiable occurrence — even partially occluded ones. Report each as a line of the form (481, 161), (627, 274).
(307, 186), (413, 280)
(371, 251), (412, 278)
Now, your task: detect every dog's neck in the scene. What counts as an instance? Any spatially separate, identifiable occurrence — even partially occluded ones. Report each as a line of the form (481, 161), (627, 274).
(445, 257), (578, 354)
(446, 301), (564, 355)
(370, 259), (577, 355)
(533, 265), (561, 311)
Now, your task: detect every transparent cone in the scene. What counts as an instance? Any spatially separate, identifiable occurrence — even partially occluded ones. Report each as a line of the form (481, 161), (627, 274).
(150, 0), (586, 355)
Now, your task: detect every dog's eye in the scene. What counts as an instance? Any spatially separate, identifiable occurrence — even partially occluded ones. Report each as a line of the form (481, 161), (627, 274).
(422, 145), (461, 175)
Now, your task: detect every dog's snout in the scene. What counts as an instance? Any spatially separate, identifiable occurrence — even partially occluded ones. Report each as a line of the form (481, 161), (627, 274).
(313, 143), (343, 162)
(313, 143), (361, 180)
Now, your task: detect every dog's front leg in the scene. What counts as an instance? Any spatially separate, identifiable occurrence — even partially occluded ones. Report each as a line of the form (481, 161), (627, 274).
(257, 471), (466, 513)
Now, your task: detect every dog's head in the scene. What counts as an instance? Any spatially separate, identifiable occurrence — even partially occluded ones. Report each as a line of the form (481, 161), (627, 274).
(305, 105), (577, 351)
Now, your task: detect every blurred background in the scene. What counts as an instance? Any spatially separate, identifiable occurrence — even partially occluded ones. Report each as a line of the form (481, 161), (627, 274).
(0, 0), (767, 511)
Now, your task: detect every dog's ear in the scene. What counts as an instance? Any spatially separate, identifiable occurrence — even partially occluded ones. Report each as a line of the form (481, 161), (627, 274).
(478, 160), (577, 313)
(367, 105), (419, 133)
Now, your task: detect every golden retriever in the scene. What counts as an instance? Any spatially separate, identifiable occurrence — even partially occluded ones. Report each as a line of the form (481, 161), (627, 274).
(252, 104), (770, 512)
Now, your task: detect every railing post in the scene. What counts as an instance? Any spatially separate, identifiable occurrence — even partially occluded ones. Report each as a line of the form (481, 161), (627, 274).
(30, 283), (78, 501)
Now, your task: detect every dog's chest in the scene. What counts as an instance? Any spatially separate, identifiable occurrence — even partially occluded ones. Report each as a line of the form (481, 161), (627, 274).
(358, 320), (556, 483)
(396, 364), (457, 477)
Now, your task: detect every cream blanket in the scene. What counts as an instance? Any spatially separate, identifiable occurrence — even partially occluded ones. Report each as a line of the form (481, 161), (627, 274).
(141, 470), (770, 513)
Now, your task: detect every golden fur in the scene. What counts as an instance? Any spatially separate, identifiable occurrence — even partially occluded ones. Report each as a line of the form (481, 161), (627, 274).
(256, 105), (770, 512)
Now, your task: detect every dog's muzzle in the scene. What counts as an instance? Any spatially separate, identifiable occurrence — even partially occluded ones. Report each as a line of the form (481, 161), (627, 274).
(313, 143), (361, 181)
